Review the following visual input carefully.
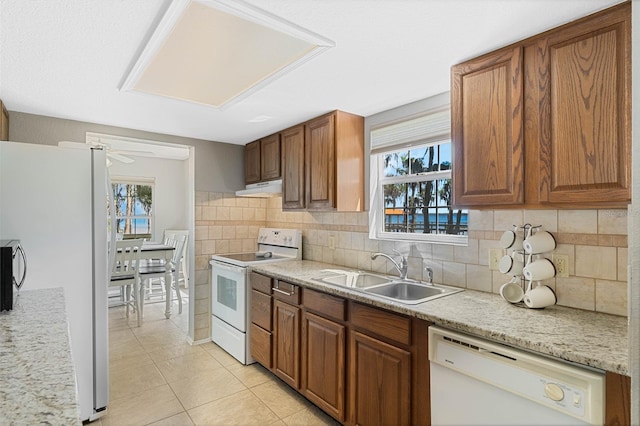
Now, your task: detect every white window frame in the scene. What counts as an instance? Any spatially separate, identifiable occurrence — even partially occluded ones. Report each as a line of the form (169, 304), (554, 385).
(111, 176), (155, 240)
(369, 105), (468, 246)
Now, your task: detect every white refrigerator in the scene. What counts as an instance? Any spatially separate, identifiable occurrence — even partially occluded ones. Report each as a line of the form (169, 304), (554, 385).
(0, 141), (109, 421)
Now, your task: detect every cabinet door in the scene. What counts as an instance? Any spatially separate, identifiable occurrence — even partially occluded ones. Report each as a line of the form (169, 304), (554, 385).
(605, 371), (630, 425)
(452, 46), (524, 206)
(250, 289), (271, 330)
(244, 140), (261, 184)
(302, 312), (346, 422)
(0, 101), (8, 141)
(532, 3), (630, 205)
(250, 323), (272, 368)
(273, 299), (301, 389)
(281, 125), (305, 210)
(349, 330), (411, 426)
(305, 114), (335, 210)
(260, 134), (281, 181)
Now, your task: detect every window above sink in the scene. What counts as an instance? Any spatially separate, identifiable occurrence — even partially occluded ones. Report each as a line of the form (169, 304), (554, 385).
(368, 93), (468, 246)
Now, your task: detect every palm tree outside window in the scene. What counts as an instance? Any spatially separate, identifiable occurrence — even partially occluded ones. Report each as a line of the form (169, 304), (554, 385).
(380, 143), (467, 236)
(112, 181), (154, 240)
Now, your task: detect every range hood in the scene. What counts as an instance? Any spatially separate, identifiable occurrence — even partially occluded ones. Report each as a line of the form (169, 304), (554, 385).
(235, 179), (282, 197)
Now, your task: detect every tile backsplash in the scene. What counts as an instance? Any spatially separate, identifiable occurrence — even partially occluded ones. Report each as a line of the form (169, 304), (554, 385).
(194, 192), (628, 341)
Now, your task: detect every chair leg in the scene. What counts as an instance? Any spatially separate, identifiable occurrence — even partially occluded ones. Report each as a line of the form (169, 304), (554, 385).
(174, 273), (182, 314)
(124, 284), (130, 319)
(134, 280), (141, 327)
(138, 279), (146, 323)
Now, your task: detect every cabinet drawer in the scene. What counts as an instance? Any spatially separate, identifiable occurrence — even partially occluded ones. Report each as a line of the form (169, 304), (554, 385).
(251, 272), (272, 294)
(251, 290), (272, 330)
(350, 302), (411, 346)
(272, 280), (301, 305)
(303, 288), (346, 321)
(250, 323), (272, 368)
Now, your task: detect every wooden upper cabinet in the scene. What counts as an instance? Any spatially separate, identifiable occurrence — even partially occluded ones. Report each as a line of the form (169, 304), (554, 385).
(244, 135), (281, 185)
(260, 134), (281, 181)
(305, 114), (336, 210)
(452, 46), (524, 207)
(281, 125), (306, 210)
(1, 100), (9, 141)
(244, 140), (261, 184)
(304, 111), (364, 211)
(529, 2), (630, 205)
(452, 2), (630, 208)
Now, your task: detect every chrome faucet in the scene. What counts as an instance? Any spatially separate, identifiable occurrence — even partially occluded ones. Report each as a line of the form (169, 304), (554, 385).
(425, 266), (434, 285)
(371, 251), (408, 280)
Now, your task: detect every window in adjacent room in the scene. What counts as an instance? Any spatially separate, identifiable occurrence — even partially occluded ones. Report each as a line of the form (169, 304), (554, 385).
(369, 106), (468, 245)
(111, 179), (154, 240)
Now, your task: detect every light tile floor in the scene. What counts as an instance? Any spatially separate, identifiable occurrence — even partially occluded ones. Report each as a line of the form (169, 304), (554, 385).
(91, 297), (339, 426)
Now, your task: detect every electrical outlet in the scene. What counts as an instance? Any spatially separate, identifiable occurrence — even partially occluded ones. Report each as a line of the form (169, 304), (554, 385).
(553, 254), (570, 278)
(489, 248), (503, 271)
(328, 235), (335, 250)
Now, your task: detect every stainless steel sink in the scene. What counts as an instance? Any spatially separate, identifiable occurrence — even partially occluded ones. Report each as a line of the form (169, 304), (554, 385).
(314, 271), (392, 288)
(365, 281), (461, 304)
(312, 270), (463, 304)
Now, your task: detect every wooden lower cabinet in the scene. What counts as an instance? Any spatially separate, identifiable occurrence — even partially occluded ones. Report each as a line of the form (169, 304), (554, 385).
(349, 330), (411, 426)
(250, 273), (273, 368)
(249, 323), (272, 368)
(273, 299), (301, 389)
(302, 311), (346, 422)
(605, 371), (631, 426)
(1, 100), (8, 141)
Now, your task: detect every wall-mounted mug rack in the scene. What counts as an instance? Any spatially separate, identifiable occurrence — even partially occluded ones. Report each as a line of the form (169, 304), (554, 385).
(499, 224), (557, 309)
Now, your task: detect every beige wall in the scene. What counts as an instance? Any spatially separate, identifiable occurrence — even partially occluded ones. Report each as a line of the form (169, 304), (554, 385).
(194, 192), (628, 342)
(8, 111), (244, 192)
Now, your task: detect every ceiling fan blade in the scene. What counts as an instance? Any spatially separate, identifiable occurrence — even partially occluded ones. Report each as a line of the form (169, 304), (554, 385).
(108, 152), (135, 164)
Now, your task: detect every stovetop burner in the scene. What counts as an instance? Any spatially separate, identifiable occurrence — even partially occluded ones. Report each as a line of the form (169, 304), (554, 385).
(210, 228), (302, 267)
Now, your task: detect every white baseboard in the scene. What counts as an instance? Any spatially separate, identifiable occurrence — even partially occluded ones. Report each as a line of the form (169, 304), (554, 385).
(187, 336), (213, 346)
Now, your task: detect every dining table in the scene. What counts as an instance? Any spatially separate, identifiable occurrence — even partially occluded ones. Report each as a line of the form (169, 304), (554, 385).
(140, 241), (175, 319)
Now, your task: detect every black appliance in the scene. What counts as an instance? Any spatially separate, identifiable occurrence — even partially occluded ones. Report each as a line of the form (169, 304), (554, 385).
(0, 239), (27, 311)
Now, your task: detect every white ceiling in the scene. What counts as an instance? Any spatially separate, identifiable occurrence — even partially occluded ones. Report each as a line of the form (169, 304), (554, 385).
(0, 0), (625, 146)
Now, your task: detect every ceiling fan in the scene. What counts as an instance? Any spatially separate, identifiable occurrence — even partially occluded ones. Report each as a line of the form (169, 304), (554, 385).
(84, 135), (155, 165)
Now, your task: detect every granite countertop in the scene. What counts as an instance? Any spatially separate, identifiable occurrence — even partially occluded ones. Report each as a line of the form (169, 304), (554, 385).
(0, 288), (81, 425)
(251, 260), (629, 375)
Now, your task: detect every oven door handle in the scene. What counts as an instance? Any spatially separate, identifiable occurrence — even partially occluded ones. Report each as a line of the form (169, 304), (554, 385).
(211, 261), (243, 273)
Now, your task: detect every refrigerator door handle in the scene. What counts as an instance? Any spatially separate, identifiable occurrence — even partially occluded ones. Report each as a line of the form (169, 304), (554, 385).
(13, 245), (27, 290)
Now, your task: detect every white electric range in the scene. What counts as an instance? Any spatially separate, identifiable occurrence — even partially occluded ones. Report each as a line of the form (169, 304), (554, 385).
(209, 228), (302, 364)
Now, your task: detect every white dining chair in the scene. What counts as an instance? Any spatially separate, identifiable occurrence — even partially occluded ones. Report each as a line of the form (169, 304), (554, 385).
(138, 234), (187, 316)
(164, 229), (189, 288)
(109, 239), (144, 326)
(144, 236), (177, 300)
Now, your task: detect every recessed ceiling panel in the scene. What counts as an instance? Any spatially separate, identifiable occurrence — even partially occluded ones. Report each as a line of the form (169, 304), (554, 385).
(123, 0), (333, 108)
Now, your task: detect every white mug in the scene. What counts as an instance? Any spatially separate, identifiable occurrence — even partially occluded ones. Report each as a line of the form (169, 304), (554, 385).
(522, 258), (556, 281)
(523, 230), (556, 254)
(500, 229), (524, 250)
(523, 285), (556, 308)
(500, 280), (524, 303)
(499, 251), (525, 276)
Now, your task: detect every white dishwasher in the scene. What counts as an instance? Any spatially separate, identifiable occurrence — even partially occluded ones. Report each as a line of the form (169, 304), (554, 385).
(429, 327), (605, 426)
